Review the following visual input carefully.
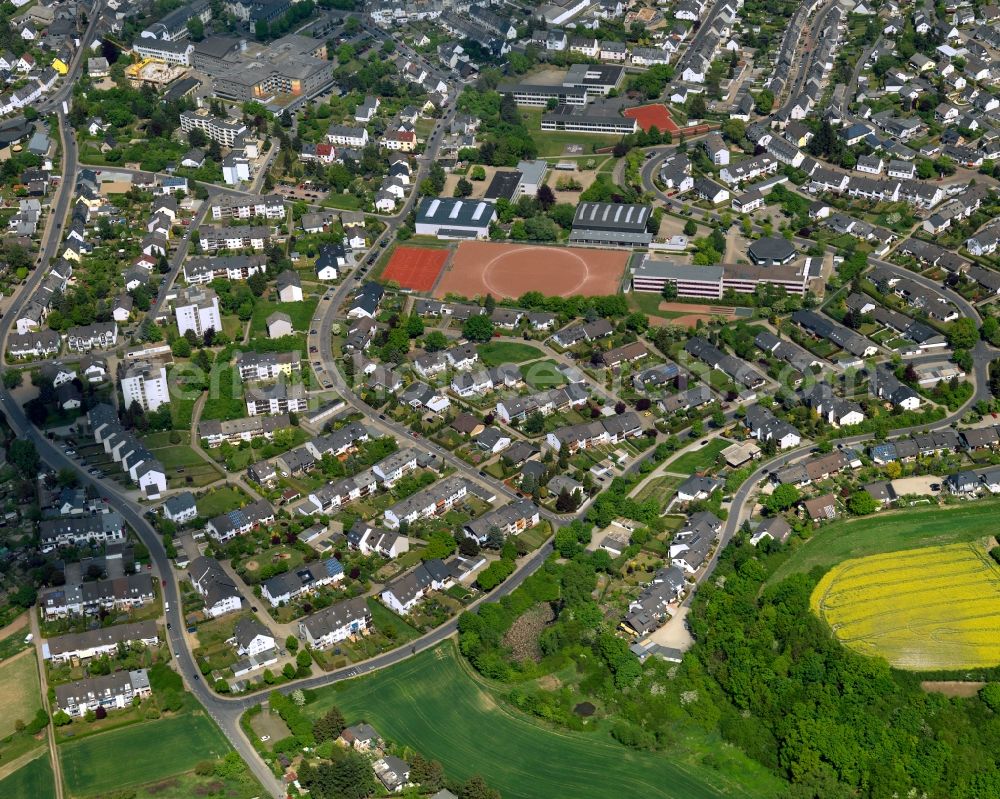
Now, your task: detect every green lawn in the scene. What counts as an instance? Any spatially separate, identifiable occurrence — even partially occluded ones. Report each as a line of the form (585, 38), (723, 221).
(150, 446), (208, 469)
(195, 485), (252, 518)
(0, 618), (30, 660)
(309, 644), (778, 799)
(0, 751), (55, 799)
(60, 713), (231, 797)
(629, 292), (689, 321)
(521, 359), (567, 390)
(366, 598), (420, 643)
(199, 365), (248, 422)
(769, 500), (1000, 585)
(667, 438), (730, 475)
(518, 522), (551, 552)
(477, 342), (544, 366)
(0, 650), (41, 738)
(520, 108), (622, 158)
(320, 193), (362, 211)
(250, 297), (320, 336)
(633, 475), (682, 509)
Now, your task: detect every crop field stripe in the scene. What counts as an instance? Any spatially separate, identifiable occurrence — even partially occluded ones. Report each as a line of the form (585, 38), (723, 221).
(0, 750), (55, 799)
(771, 500), (1000, 582)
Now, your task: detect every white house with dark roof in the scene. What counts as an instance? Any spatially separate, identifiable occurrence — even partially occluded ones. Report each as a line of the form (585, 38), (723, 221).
(380, 559), (452, 615)
(230, 617), (275, 658)
(189, 556), (243, 618)
(298, 596), (371, 649)
(261, 558), (344, 607)
(55, 669), (151, 717)
(162, 491), (197, 524)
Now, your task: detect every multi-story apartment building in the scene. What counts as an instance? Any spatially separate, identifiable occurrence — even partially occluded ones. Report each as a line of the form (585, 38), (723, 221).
(173, 286), (222, 337)
(178, 110), (247, 146)
(119, 361), (170, 412)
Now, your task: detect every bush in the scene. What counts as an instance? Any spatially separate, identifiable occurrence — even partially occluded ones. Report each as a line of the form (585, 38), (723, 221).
(23, 708), (49, 734)
(611, 720), (657, 749)
(194, 760), (215, 776)
(269, 690), (315, 744)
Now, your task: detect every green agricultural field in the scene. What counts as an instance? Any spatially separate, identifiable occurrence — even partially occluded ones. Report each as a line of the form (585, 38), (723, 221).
(0, 751), (55, 799)
(0, 649), (41, 738)
(667, 438), (730, 475)
(770, 500), (1000, 584)
(310, 644), (779, 799)
(811, 542), (1000, 670)
(60, 713), (231, 798)
(477, 341), (543, 366)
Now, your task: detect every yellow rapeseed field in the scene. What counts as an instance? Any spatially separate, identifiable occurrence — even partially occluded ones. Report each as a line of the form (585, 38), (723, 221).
(811, 541), (1000, 670)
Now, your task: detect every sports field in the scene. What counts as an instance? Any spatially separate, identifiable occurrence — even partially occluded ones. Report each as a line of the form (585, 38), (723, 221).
(309, 644), (779, 799)
(434, 241), (628, 300)
(770, 500), (1000, 584)
(60, 713), (231, 797)
(623, 103), (679, 134)
(811, 542), (1000, 670)
(0, 751), (55, 799)
(0, 649), (41, 738)
(382, 246), (449, 292)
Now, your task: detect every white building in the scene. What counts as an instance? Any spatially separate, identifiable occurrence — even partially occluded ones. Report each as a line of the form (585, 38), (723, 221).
(179, 111), (247, 147)
(298, 596), (371, 649)
(174, 286), (222, 337)
(120, 361), (170, 412)
(222, 152), (251, 185)
(55, 670), (152, 717)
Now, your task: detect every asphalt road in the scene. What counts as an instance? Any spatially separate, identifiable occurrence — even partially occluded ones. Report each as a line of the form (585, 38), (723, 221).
(775, 0), (839, 117)
(148, 200), (213, 319)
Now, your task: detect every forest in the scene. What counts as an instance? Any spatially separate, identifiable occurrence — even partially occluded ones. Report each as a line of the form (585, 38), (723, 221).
(459, 528), (1000, 799)
(689, 538), (1000, 799)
